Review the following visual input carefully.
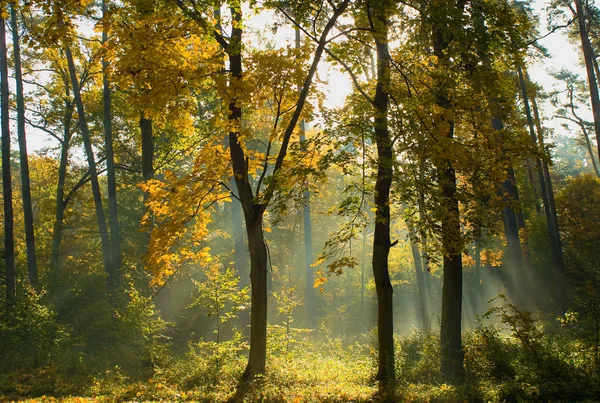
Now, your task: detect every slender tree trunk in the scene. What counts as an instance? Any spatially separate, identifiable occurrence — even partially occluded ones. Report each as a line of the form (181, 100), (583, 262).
(64, 43), (112, 277)
(50, 98), (74, 277)
(102, 0), (121, 290)
(295, 27), (317, 332)
(10, 3), (38, 289)
(1, 9), (16, 304)
(474, 229), (482, 315)
(499, 163), (526, 303)
(518, 64), (565, 309)
(578, 121), (600, 177)
(369, 0), (395, 384)
(575, 0), (600, 162)
(360, 229), (366, 324)
(528, 77), (566, 309)
(139, 115), (171, 314)
(493, 111), (527, 299)
(407, 217), (430, 331)
(140, 116), (154, 194)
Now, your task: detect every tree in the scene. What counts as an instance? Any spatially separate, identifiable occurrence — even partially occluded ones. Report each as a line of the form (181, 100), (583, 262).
(551, 69), (600, 177)
(1, 2), (16, 304)
(101, 0), (122, 288)
(10, 1), (38, 289)
(176, 0), (350, 378)
(425, 0), (467, 380)
(368, 0), (395, 385)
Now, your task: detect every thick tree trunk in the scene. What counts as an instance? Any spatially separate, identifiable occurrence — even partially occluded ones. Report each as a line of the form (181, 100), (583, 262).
(64, 43), (113, 277)
(50, 99), (74, 277)
(1, 9), (16, 304)
(369, 0), (395, 384)
(242, 212), (268, 378)
(518, 64), (565, 309)
(438, 158), (464, 380)
(102, 0), (121, 290)
(431, 2), (464, 379)
(11, 4), (38, 289)
(575, 0), (600, 162)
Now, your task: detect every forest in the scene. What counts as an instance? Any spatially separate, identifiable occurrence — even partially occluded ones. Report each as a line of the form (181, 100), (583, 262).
(1, 0), (600, 401)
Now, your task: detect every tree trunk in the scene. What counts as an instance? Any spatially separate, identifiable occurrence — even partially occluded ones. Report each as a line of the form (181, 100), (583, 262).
(295, 27), (317, 332)
(242, 211), (268, 378)
(518, 64), (565, 309)
(64, 43), (113, 278)
(528, 75), (566, 310)
(431, 1), (464, 379)
(140, 117), (154, 183)
(407, 218), (430, 332)
(1, 9), (16, 304)
(575, 0), (600, 162)
(11, 3), (38, 289)
(369, 0), (395, 384)
(50, 98), (74, 278)
(438, 158), (464, 381)
(500, 163), (526, 304)
(474, 230), (482, 315)
(102, 0), (121, 290)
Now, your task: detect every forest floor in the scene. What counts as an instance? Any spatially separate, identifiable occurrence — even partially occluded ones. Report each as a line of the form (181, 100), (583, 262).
(3, 329), (600, 403)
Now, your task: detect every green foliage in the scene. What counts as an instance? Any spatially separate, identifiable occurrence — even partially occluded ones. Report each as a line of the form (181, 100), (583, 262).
(189, 264), (249, 344)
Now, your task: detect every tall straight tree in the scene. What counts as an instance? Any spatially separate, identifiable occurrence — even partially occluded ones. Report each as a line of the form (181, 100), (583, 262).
(10, 1), (38, 289)
(64, 41), (114, 286)
(517, 67), (565, 310)
(426, 0), (466, 380)
(518, 65), (565, 308)
(1, 4), (16, 304)
(177, 0), (349, 378)
(295, 26), (317, 332)
(575, 0), (600, 161)
(367, 0), (395, 385)
(102, 0), (122, 288)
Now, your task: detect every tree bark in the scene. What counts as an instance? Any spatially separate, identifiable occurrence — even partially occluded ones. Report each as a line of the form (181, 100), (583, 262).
(102, 0), (121, 290)
(407, 217), (430, 331)
(527, 74), (566, 310)
(1, 8), (16, 305)
(50, 97), (74, 278)
(177, 0), (349, 378)
(10, 3), (38, 289)
(575, 0), (600, 162)
(295, 26), (317, 332)
(430, 0), (465, 380)
(518, 64), (565, 309)
(64, 43), (113, 278)
(368, 0), (395, 385)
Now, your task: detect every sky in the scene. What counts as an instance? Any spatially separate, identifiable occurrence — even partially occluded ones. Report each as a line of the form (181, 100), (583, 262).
(17, 1), (590, 154)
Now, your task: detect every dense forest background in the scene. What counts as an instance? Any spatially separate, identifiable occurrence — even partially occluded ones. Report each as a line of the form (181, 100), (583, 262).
(2, 0), (600, 401)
